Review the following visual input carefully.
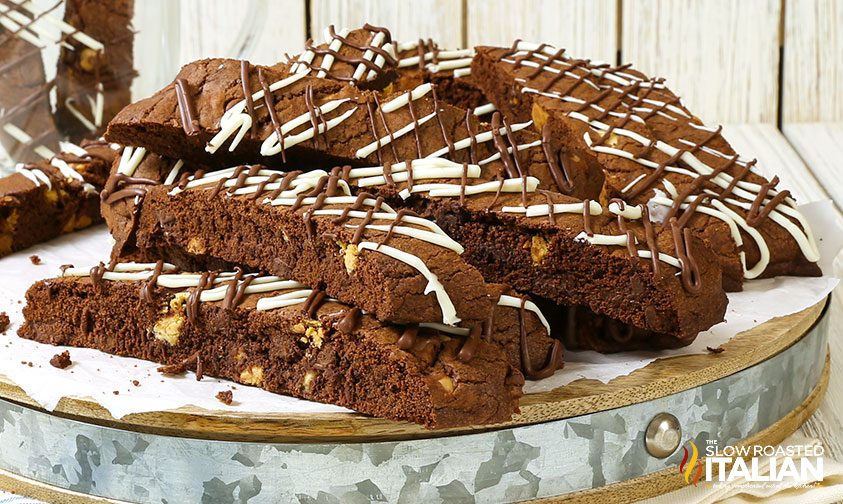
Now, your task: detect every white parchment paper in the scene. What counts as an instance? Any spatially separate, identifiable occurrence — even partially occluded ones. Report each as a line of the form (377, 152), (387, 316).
(0, 201), (840, 417)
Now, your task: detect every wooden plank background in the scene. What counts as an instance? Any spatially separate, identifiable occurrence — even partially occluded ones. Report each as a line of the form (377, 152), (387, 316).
(177, 0), (842, 123)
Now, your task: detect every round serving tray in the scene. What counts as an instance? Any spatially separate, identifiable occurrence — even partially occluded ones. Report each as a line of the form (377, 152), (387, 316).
(0, 297), (830, 503)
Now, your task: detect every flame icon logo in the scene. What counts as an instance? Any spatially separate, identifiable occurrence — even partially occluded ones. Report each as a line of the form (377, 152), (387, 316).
(679, 440), (705, 486)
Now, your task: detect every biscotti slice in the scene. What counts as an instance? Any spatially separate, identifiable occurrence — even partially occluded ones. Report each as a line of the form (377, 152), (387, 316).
(0, 141), (118, 257)
(109, 157), (726, 342)
(471, 43), (821, 290)
(485, 283), (562, 379)
(110, 165), (495, 327)
(288, 25), (493, 118)
(341, 160), (727, 341)
(55, 0), (136, 142)
(0, 24), (60, 161)
(285, 24), (399, 90)
(104, 58), (604, 199)
(20, 264), (526, 428)
(391, 38), (495, 120)
(533, 298), (685, 353)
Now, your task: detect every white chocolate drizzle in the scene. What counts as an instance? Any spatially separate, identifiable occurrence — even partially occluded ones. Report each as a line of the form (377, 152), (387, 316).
(358, 241), (459, 325)
(497, 294), (551, 335)
(14, 163), (50, 188)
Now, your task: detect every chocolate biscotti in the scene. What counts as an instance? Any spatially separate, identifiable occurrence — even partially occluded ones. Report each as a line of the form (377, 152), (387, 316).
(0, 24), (60, 161)
(286, 25), (493, 119)
(470, 42), (821, 290)
(0, 141), (118, 257)
(392, 38), (493, 119)
(104, 58), (604, 199)
(103, 160), (495, 327)
(20, 263), (527, 428)
(286, 24), (399, 91)
(104, 152), (727, 342)
(55, 0), (136, 142)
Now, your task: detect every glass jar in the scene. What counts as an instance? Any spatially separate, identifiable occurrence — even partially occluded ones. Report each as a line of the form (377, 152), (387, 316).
(0, 0), (267, 173)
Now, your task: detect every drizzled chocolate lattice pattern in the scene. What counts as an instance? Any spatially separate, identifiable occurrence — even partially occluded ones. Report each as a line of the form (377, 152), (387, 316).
(484, 40), (820, 281)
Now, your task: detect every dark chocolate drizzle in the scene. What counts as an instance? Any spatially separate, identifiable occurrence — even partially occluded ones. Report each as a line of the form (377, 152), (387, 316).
(516, 297), (563, 380)
(222, 267), (255, 310)
(297, 24), (398, 84)
(302, 288), (327, 319)
(336, 307), (361, 333)
(89, 262), (108, 293)
(101, 172), (160, 204)
(174, 79), (199, 136)
(257, 67), (286, 162)
(139, 260), (165, 304)
(240, 60), (257, 138)
(186, 272), (218, 324)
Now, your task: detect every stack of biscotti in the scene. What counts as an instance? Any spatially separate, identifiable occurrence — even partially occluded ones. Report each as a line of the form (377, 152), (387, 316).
(0, 0), (136, 254)
(286, 26), (821, 290)
(19, 24), (820, 428)
(22, 165), (562, 426)
(0, 0), (136, 157)
(468, 42), (821, 291)
(101, 52), (727, 341)
(0, 22), (60, 161)
(54, 0), (136, 142)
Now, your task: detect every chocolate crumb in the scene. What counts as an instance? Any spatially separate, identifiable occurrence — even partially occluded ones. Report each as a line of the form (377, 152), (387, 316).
(195, 354), (204, 381)
(27, 362), (33, 367)
(706, 346), (725, 354)
(216, 390), (233, 405)
(113, 390), (119, 395)
(59, 264), (74, 274)
(50, 351), (72, 369)
(157, 351), (201, 377)
(29, 255), (42, 265)
(0, 312), (9, 333)
(131, 380), (140, 387)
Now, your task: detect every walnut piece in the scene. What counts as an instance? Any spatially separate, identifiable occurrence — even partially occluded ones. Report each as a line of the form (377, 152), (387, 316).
(152, 292), (190, 345)
(79, 48), (99, 72)
(295, 320), (325, 348)
(437, 376), (455, 393)
(153, 315), (183, 346)
(186, 237), (206, 254)
(302, 370), (318, 392)
(529, 236), (549, 265)
(240, 365), (264, 386)
(0, 209), (18, 232)
(531, 103), (549, 130)
(342, 243), (359, 273)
